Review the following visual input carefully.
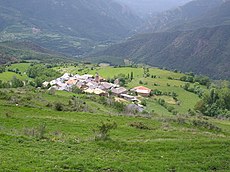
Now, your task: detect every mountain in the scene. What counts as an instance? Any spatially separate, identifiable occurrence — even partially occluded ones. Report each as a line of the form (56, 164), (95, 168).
(0, 0), (141, 56)
(115, 0), (192, 18)
(0, 41), (73, 64)
(143, 0), (228, 33)
(89, 0), (230, 79)
(89, 25), (230, 80)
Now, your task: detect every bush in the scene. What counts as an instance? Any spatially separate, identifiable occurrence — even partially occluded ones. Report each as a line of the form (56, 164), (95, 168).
(54, 102), (64, 111)
(129, 122), (152, 130)
(113, 101), (125, 112)
(192, 120), (221, 132)
(0, 91), (11, 100)
(24, 123), (47, 140)
(94, 121), (117, 141)
(11, 77), (24, 88)
(72, 86), (83, 94)
(141, 99), (147, 106)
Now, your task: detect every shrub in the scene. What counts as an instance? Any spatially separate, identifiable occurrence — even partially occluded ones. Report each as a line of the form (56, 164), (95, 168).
(129, 122), (152, 130)
(94, 121), (117, 141)
(113, 101), (125, 112)
(192, 120), (221, 132)
(24, 123), (47, 140)
(54, 102), (64, 111)
(11, 77), (24, 88)
(141, 99), (147, 106)
(48, 87), (56, 95)
(72, 86), (83, 94)
(37, 123), (47, 139)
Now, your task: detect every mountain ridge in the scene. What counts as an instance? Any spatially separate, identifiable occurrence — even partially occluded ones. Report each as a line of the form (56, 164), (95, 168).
(89, 25), (230, 80)
(0, 0), (141, 56)
(143, 0), (228, 33)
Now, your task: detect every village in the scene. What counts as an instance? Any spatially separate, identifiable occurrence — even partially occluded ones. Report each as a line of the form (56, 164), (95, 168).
(43, 73), (152, 112)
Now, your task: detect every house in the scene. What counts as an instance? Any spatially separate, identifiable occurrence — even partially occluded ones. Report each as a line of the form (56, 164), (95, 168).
(95, 73), (106, 83)
(84, 88), (94, 94)
(42, 81), (50, 88)
(76, 81), (86, 89)
(84, 88), (108, 96)
(73, 74), (81, 79)
(131, 86), (151, 97)
(100, 82), (113, 90)
(66, 79), (77, 85)
(111, 87), (127, 96)
(50, 80), (57, 86)
(94, 88), (108, 96)
(81, 74), (93, 80)
(114, 79), (120, 85)
(86, 81), (98, 88)
(58, 85), (71, 91)
(48, 85), (59, 91)
(60, 73), (71, 81)
(120, 94), (138, 102)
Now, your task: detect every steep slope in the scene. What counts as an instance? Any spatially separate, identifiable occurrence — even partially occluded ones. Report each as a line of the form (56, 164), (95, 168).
(0, 41), (73, 64)
(0, 0), (141, 56)
(143, 0), (227, 33)
(115, 0), (192, 17)
(90, 25), (230, 80)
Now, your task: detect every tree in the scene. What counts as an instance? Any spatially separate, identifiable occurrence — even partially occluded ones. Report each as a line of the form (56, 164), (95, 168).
(11, 77), (24, 88)
(194, 86), (230, 117)
(0, 66), (5, 73)
(130, 72), (134, 80)
(34, 77), (43, 87)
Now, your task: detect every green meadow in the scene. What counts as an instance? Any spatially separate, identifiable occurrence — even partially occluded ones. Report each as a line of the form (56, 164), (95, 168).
(0, 63), (31, 81)
(0, 89), (230, 171)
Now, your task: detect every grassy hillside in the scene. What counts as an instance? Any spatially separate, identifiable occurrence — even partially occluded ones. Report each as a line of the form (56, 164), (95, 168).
(90, 25), (230, 80)
(54, 65), (205, 115)
(0, 63), (229, 171)
(0, 63), (31, 81)
(0, 88), (229, 171)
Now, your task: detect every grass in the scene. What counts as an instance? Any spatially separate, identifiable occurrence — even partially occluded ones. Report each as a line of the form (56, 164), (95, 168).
(1, 63), (228, 171)
(7, 63), (31, 73)
(0, 63), (32, 81)
(0, 94), (229, 171)
(0, 71), (29, 81)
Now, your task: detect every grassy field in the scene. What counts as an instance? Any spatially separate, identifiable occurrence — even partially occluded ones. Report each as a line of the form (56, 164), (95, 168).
(0, 89), (229, 171)
(0, 71), (29, 81)
(7, 63), (31, 73)
(0, 63), (31, 81)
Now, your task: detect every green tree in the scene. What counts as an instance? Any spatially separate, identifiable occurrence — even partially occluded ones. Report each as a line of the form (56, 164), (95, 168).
(11, 77), (24, 88)
(130, 72), (134, 80)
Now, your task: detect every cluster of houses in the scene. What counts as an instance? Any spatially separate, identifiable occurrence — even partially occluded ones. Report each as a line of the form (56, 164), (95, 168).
(43, 73), (152, 107)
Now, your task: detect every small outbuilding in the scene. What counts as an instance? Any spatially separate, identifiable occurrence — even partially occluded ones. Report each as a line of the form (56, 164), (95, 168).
(131, 86), (151, 97)
(111, 87), (127, 96)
